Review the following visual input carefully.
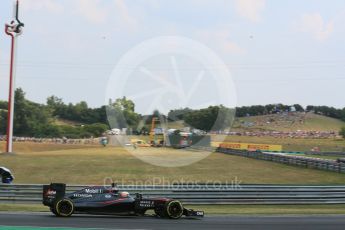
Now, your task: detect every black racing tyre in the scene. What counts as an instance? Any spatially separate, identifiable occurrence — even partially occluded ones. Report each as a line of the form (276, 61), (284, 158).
(54, 199), (74, 217)
(164, 200), (184, 219)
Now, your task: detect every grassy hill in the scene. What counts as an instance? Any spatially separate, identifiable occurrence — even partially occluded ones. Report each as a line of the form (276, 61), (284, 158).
(55, 112), (345, 135)
(232, 112), (345, 132)
(155, 113), (345, 133)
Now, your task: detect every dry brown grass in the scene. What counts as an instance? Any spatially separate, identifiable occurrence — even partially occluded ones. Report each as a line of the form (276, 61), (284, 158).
(1, 144), (345, 185)
(0, 141), (98, 153)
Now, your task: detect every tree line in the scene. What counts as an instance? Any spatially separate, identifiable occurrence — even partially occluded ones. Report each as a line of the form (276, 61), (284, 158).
(0, 89), (344, 137)
(0, 89), (109, 138)
(235, 104), (304, 117)
(168, 104), (345, 132)
(0, 90), (148, 138)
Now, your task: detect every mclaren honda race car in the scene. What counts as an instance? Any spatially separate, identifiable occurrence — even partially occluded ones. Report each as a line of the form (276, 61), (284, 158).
(43, 183), (204, 219)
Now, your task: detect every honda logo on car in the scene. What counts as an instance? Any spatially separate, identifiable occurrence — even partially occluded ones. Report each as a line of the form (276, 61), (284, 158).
(74, 194), (92, 198)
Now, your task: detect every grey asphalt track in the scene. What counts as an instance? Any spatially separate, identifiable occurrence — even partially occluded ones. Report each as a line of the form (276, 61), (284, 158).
(1, 213), (345, 230)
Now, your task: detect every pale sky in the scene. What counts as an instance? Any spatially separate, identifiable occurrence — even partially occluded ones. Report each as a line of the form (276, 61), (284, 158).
(0, 0), (344, 114)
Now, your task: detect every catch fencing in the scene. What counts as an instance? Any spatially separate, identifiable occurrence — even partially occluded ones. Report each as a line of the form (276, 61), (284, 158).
(1, 184), (345, 205)
(217, 148), (345, 174)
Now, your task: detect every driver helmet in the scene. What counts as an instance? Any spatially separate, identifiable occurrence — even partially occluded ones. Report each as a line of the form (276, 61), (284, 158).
(119, 191), (129, 198)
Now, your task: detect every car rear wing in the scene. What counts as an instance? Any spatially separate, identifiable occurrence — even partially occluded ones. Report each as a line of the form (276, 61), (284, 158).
(43, 183), (66, 206)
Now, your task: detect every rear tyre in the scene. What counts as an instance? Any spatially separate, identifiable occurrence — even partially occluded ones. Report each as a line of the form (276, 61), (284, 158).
(164, 200), (184, 219)
(54, 199), (74, 217)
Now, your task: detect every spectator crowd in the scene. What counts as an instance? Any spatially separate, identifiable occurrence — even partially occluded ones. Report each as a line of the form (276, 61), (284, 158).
(0, 136), (101, 145)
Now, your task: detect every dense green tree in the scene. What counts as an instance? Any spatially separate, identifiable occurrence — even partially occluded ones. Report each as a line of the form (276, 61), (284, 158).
(184, 105), (234, 131)
(47, 95), (108, 125)
(0, 110), (7, 134)
(0, 101), (7, 110)
(83, 123), (108, 137)
(113, 97), (135, 112)
(293, 104), (304, 112)
(32, 124), (62, 138)
(107, 97), (140, 129)
(13, 88), (51, 136)
(236, 104), (306, 117)
(47, 96), (64, 115)
(0, 89), (109, 138)
(168, 108), (192, 121)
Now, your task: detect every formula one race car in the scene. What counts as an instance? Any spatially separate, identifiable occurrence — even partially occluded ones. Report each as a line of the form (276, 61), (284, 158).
(43, 183), (204, 219)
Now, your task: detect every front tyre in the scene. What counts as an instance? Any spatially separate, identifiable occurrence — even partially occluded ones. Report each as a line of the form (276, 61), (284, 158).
(54, 199), (74, 217)
(164, 200), (184, 219)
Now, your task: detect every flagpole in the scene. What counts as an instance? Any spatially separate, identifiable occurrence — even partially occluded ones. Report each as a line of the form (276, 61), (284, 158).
(5, 0), (24, 153)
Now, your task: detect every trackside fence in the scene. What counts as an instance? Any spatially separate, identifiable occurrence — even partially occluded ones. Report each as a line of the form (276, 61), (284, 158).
(1, 184), (345, 205)
(217, 148), (345, 174)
